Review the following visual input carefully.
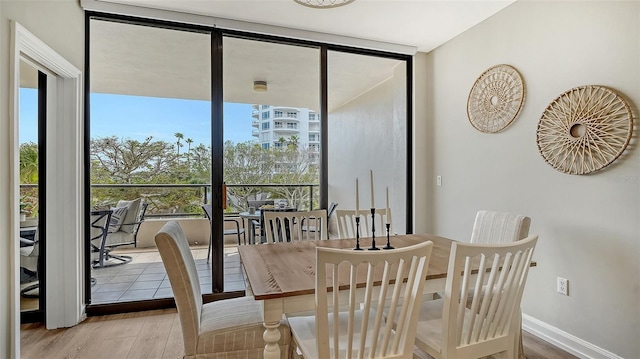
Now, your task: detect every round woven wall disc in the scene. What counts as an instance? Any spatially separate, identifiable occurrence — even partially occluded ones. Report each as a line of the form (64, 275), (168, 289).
(467, 64), (525, 133)
(536, 85), (633, 175)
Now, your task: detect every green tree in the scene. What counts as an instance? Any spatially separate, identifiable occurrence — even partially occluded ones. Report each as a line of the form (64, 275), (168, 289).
(19, 142), (38, 184)
(175, 132), (184, 156)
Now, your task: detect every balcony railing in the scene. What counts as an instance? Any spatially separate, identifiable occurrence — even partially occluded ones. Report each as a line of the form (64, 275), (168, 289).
(19, 183), (320, 218)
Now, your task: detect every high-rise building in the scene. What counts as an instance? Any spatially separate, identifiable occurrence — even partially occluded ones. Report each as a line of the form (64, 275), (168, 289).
(251, 104), (320, 163)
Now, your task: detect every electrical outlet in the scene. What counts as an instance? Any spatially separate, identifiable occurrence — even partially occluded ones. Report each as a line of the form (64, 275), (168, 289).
(557, 277), (568, 295)
(436, 175), (442, 186)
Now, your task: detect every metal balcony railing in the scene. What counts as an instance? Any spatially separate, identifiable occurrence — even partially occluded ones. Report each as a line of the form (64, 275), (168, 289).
(21, 183), (320, 218)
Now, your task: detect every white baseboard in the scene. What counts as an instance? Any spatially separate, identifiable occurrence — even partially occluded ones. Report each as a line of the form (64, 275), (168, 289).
(522, 314), (623, 359)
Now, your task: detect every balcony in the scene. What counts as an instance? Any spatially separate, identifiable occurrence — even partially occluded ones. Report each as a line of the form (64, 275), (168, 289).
(20, 183), (319, 307)
(251, 119), (259, 127)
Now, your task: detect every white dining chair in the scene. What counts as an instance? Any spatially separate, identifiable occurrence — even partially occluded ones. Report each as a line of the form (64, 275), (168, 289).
(408, 235), (538, 359)
(471, 210), (531, 244)
(263, 209), (328, 243)
(287, 240), (433, 359)
(335, 208), (391, 239)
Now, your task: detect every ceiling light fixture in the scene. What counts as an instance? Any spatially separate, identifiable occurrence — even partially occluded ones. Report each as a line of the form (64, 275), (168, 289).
(293, 0), (355, 9)
(253, 80), (268, 92)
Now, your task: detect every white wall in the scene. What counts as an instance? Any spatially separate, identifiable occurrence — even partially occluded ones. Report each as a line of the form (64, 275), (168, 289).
(328, 65), (407, 235)
(0, 0), (84, 357)
(417, 1), (639, 357)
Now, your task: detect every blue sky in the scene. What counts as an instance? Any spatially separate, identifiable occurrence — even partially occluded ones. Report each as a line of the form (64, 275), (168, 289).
(19, 89), (256, 146)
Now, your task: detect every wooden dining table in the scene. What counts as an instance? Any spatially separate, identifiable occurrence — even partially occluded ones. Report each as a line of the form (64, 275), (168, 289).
(238, 233), (532, 359)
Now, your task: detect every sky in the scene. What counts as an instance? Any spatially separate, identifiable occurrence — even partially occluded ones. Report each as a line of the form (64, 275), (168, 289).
(19, 89), (256, 146)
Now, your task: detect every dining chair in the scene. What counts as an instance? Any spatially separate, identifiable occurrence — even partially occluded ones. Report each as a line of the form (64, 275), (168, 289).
(287, 240), (433, 359)
(302, 202), (338, 239)
(154, 221), (291, 359)
(201, 204), (246, 263)
(263, 209), (328, 243)
(335, 208), (391, 239)
(408, 235), (538, 359)
(471, 210), (531, 244)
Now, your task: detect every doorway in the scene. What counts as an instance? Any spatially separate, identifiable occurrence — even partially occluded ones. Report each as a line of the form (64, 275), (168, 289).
(11, 21), (84, 337)
(18, 61), (46, 323)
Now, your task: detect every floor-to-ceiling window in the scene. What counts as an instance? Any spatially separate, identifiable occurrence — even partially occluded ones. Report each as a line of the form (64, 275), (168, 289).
(88, 18), (213, 306)
(86, 13), (410, 311)
(327, 50), (409, 236)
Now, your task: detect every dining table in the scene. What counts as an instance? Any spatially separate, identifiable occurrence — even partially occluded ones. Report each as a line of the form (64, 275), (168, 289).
(238, 233), (534, 359)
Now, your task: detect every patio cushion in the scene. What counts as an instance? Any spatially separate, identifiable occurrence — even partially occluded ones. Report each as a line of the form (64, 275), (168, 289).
(108, 206), (128, 233)
(117, 198), (141, 233)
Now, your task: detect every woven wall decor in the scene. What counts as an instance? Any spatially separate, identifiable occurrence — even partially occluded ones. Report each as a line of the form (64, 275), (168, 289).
(536, 85), (633, 175)
(467, 64), (525, 133)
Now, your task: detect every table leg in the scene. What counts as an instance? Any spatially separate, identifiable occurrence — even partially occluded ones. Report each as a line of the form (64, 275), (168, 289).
(263, 299), (284, 359)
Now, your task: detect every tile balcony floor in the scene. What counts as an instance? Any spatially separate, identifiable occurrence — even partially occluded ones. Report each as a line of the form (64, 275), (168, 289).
(90, 245), (245, 304)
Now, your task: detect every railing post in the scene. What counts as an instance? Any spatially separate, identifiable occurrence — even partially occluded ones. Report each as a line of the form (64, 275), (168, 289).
(204, 185), (209, 205)
(309, 184), (313, 210)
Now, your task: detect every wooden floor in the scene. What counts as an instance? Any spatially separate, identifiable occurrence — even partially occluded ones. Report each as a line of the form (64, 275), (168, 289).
(21, 308), (578, 359)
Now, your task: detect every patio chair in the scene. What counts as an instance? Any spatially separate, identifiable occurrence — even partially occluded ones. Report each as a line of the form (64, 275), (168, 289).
(287, 240), (433, 358)
(247, 200), (275, 242)
(201, 204), (246, 263)
(407, 235), (538, 359)
(90, 209), (116, 268)
(19, 228), (40, 298)
(154, 221), (291, 359)
(263, 209), (328, 243)
(93, 199), (148, 268)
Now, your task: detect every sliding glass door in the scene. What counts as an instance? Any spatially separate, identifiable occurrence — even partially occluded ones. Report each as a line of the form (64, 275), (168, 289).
(87, 13), (411, 310)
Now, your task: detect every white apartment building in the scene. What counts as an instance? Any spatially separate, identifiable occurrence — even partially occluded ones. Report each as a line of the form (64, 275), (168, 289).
(251, 105), (320, 157)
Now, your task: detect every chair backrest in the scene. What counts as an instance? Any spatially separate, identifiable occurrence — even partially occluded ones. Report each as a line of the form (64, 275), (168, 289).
(335, 208), (391, 239)
(315, 240), (433, 359)
(263, 209), (328, 243)
(441, 235), (538, 358)
(202, 203), (213, 221)
(327, 202), (339, 218)
(154, 221), (202, 356)
(19, 227), (40, 272)
(470, 210), (531, 244)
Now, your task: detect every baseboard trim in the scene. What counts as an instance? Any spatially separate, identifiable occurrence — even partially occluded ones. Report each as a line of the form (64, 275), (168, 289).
(522, 314), (623, 359)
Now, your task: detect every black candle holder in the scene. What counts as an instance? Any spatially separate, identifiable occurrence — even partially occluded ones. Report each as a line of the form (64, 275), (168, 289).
(369, 208), (380, 250)
(354, 215), (363, 250)
(383, 223), (394, 250)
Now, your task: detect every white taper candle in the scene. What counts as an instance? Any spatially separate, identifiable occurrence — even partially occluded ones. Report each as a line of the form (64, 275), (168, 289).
(355, 177), (360, 216)
(386, 186), (391, 225)
(370, 170), (375, 208)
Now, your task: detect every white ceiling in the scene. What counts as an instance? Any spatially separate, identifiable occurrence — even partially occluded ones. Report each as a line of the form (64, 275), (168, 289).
(83, 0), (516, 110)
(97, 0), (517, 53)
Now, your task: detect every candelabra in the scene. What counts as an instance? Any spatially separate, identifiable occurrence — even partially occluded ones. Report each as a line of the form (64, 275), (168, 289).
(354, 215), (363, 250)
(383, 223), (394, 250)
(368, 208), (380, 250)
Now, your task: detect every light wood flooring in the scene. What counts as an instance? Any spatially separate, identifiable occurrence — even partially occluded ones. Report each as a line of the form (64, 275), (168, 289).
(20, 308), (578, 359)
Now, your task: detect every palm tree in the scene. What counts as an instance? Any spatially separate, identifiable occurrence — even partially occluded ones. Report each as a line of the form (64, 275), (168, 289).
(186, 138), (194, 153)
(175, 132), (184, 156)
(288, 135), (299, 149)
